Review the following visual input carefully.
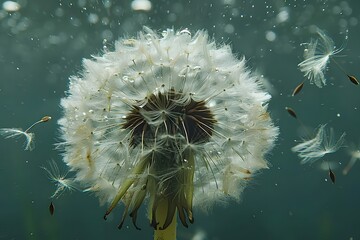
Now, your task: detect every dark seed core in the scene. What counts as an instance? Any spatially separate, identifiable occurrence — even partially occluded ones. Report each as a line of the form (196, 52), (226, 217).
(118, 88), (213, 229)
(122, 88), (216, 147)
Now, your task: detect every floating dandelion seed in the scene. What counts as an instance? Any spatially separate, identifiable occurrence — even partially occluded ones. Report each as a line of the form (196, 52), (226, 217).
(328, 167), (336, 184)
(0, 128), (34, 150)
(297, 28), (358, 88)
(285, 107), (297, 119)
(343, 142), (360, 175)
(58, 27), (278, 239)
(291, 81), (305, 96)
(0, 115), (51, 151)
(42, 160), (78, 199)
(298, 27), (344, 88)
(347, 75), (359, 85)
(292, 124), (345, 164)
(49, 201), (55, 216)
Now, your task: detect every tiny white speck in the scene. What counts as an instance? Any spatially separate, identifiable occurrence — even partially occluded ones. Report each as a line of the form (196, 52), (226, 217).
(336, 113), (341, 117)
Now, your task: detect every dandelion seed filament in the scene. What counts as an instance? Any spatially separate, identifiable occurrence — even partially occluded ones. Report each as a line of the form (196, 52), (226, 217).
(25, 115), (52, 133)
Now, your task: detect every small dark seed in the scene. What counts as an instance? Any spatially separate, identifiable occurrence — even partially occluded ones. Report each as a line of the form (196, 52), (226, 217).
(329, 168), (336, 184)
(348, 75), (359, 85)
(292, 82), (304, 96)
(285, 107), (297, 119)
(49, 201), (55, 216)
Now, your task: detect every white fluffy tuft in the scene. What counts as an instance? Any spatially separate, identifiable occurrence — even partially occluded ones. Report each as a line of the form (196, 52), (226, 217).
(59, 28), (279, 211)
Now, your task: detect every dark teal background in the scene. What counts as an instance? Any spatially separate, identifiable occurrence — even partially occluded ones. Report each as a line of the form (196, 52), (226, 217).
(1, 0), (360, 239)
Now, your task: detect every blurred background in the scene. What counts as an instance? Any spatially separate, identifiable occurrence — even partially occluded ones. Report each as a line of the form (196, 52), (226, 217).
(1, 0), (360, 239)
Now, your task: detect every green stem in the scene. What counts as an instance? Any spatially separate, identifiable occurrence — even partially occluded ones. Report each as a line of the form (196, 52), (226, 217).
(153, 198), (177, 240)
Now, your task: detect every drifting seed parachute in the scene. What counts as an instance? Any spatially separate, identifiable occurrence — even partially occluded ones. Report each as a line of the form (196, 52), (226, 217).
(0, 115), (51, 151)
(298, 27), (358, 88)
(58, 27), (279, 239)
(298, 27), (343, 88)
(42, 159), (79, 199)
(292, 124), (345, 164)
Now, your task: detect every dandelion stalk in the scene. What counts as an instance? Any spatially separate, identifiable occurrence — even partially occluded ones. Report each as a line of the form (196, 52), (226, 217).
(153, 198), (177, 240)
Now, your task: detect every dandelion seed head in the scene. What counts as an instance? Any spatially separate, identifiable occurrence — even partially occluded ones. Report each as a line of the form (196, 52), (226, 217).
(58, 28), (278, 228)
